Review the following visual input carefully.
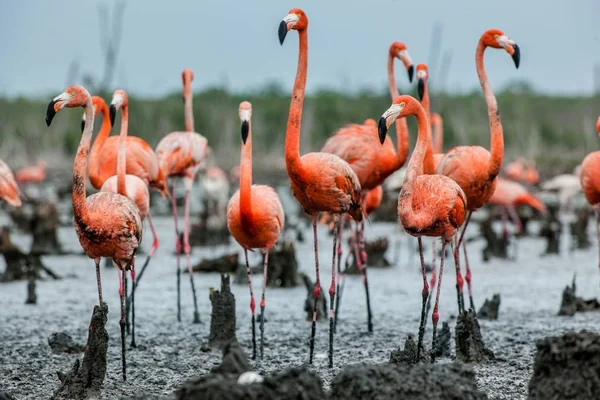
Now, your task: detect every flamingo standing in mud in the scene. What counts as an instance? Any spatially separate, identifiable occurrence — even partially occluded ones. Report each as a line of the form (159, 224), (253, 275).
(579, 116), (600, 286)
(100, 90), (153, 347)
(46, 85), (142, 381)
(321, 41), (414, 333)
(227, 101), (285, 360)
(378, 95), (466, 362)
(155, 69), (208, 324)
(0, 160), (22, 207)
(278, 8), (364, 368)
(436, 29), (520, 313)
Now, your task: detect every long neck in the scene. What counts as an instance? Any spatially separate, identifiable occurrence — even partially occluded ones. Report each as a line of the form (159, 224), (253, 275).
(433, 117), (443, 154)
(285, 29), (308, 175)
(387, 55), (409, 169)
(239, 120), (253, 225)
(184, 81), (194, 132)
(88, 102), (111, 188)
(404, 105), (431, 190)
(420, 80), (435, 174)
(117, 104), (128, 196)
(476, 40), (504, 178)
(73, 99), (95, 225)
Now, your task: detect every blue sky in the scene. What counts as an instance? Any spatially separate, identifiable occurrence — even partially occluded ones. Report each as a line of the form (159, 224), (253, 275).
(1, 0), (599, 98)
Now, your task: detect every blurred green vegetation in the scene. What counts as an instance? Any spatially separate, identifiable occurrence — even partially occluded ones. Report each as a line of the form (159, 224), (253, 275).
(1, 82), (598, 178)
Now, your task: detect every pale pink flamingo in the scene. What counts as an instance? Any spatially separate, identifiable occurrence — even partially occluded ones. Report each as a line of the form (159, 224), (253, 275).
(0, 160), (22, 207)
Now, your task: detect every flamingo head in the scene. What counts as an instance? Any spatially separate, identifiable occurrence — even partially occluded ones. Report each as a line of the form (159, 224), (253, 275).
(239, 101), (252, 144)
(278, 8), (307, 45)
(389, 42), (414, 83)
(182, 69), (194, 102)
(416, 63), (429, 101)
(109, 89), (129, 126)
(482, 29), (520, 69)
(46, 85), (91, 127)
(378, 95), (419, 144)
(81, 96), (108, 132)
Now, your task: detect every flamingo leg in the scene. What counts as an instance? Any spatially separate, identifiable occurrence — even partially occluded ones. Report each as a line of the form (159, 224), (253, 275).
(118, 267), (127, 381)
(130, 263), (137, 348)
(260, 251), (269, 360)
(353, 221), (373, 333)
(452, 237), (464, 314)
(501, 207), (509, 240)
(183, 179), (200, 324)
(94, 257), (103, 305)
(170, 182), (182, 322)
(462, 241), (475, 311)
(333, 221), (344, 334)
(454, 210), (472, 313)
(425, 239), (438, 331)
(309, 217), (321, 365)
(328, 217), (340, 368)
(416, 237), (429, 362)
(431, 241), (448, 364)
(243, 249), (257, 359)
(595, 208), (600, 288)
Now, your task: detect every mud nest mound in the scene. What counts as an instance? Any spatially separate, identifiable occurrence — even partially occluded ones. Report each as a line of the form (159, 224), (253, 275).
(528, 330), (600, 399)
(455, 310), (494, 363)
(389, 335), (426, 365)
(345, 237), (391, 273)
(558, 276), (600, 316)
(329, 362), (487, 400)
(234, 240), (299, 288)
(478, 294), (501, 320)
(208, 274), (237, 351)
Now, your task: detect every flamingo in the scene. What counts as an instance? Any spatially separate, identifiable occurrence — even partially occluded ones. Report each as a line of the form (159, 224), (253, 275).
(0, 160), (22, 207)
(488, 177), (546, 236)
(541, 164), (582, 212)
(504, 157), (540, 185)
(46, 85), (142, 381)
(437, 29), (520, 313)
(84, 94), (161, 273)
(278, 8), (364, 368)
(227, 101), (285, 360)
(155, 68), (208, 324)
(378, 94), (467, 362)
(15, 161), (47, 184)
(579, 116), (600, 285)
(100, 90), (153, 348)
(321, 41), (414, 332)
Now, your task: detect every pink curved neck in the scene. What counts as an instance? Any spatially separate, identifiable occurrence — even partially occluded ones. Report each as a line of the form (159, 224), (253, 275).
(476, 39), (504, 178)
(184, 80), (194, 132)
(285, 29), (308, 176)
(117, 104), (128, 196)
(433, 117), (443, 154)
(88, 102), (111, 189)
(387, 54), (409, 168)
(240, 120), (253, 225)
(404, 104), (430, 189)
(73, 98), (95, 226)
(419, 80), (435, 174)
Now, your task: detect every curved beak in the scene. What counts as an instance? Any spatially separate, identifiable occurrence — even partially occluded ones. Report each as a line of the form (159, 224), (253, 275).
(407, 65), (414, 83)
(46, 100), (58, 127)
(378, 117), (388, 145)
(241, 120), (249, 144)
(417, 79), (425, 101)
(109, 104), (116, 127)
(511, 43), (520, 69)
(278, 20), (288, 45)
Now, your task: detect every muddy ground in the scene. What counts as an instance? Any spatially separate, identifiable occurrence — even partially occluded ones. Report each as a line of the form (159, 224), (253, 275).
(1, 215), (598, 399)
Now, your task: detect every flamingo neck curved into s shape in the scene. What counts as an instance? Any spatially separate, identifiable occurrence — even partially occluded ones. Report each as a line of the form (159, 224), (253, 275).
(73, 97), (95, 227)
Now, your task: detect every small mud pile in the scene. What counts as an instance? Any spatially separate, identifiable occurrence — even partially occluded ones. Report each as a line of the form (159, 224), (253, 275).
(51, 303), (108, 400)
(478, 294), (501, 320)
(558, 276), (600, 316)
(211, 341), (252, 375)
(528, 330), (600, 399)
(432, 322), (452, 358)
(480, 215), (509, 262)
(300, 272), (326, 321)
(539, 203), (561, 255)
(329, 362), (487, 400)
(0, 391), (17, 400)
(235, 241), (299, 288)
(389, 335), (425, 364)
(455, 310), (494, 363)
(208, 274), (237, 351)
(48, 332), (84, 354)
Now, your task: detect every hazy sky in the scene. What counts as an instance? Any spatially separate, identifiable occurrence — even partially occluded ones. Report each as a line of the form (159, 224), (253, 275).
(1, 0), (599, 98)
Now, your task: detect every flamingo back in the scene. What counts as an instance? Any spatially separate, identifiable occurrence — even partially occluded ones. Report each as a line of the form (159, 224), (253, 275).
(580, 151), (600, 207)
(155, 131), (208, 179)
(101, 174), (150, 219)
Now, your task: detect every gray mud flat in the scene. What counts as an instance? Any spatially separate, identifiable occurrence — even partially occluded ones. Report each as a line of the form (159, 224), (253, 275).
(1, 217), (598, 400)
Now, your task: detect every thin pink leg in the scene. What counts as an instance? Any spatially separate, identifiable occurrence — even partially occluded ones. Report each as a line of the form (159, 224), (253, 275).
(333, 220), (344, 333)
(259, 251), (269, 360)
(94, 257), (103, 305)
(130, 262), (137, 348)
(118, 267), (127, 380)
(507, 205), (522, 235)
(416, 237), (429, 362)
(127, 212), (159, 303)
(353, 221), (373, 332)
(183, 180), (200, 324)
(170, 182), (182, 322)
(328, 217), (340, 368)
(309, 217), (321, 364)
(454, 210), (472, 313)
(463, 241), (475, 310)
(431, 241), (448, 363)
(595, 208), (600, 289)
(244, 249), (257, 359)
(147, 213), (159, 258)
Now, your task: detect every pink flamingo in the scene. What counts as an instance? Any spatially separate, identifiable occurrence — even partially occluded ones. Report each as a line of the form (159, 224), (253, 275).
(155, 69), (208, 323)
(0, 160), (22, 207)
(227, 101), (285, 360)
(46, 85), (142, 381)
(279, 8), (364, 368)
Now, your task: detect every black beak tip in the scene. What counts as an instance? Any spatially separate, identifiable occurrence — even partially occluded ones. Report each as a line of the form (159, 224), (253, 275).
(407, 65), (414, 83)
(80, 119), (85, 133)
(241, 120), (249, 144)
(377, 117), (388, 145)
(278, 21), (288, 45)
(45, 101), (57, 127)
(109, 105), (116, 127)
(417, 79), (425, 101)
(512, 44), (520, 69)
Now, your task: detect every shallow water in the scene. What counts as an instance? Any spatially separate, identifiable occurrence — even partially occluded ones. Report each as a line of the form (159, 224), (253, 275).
(0, 214), (598, 400)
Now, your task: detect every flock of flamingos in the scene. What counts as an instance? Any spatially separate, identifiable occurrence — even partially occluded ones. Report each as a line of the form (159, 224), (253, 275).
(1, 7), (599, 383)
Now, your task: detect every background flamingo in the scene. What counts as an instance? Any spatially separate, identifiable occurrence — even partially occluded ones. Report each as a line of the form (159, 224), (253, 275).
(15, 161), (47, 184)
(541, 164), (582, 212)
(227, 101), (285, 360)
(155, 68), (208, 324)
(378, 94), (466, 362)
(279, 8), (363, 368)
(46, 85), (142, 381)
(0, 160), (22, 207)
(436, 29), (520, 313)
